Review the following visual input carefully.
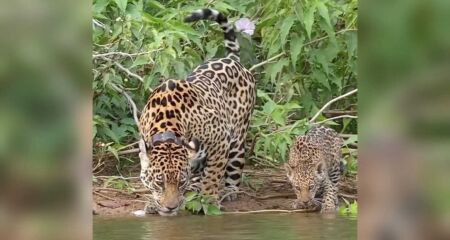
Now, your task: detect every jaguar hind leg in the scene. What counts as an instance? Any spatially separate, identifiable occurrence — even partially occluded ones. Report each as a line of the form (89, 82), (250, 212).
(222, 136), (246, 201)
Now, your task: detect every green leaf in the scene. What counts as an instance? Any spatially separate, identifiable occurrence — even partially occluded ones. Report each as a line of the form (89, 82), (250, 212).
(344, 135), (358, 146)
(103, 127), (120, 143)
(346, 32), (357, 58)
(107, 146), (119, 160)
(311, 70), (330, 90)
(290, 33), (304, 67)
(205, 42), (218, 60)
(280, 16), (296, 46)
(146, 0), (165, 10)
(120, 118), (136, 126)
(184, 192), (198, 202)
(267, 58), (289, 83)
(257, 90), (272, 101)
(130, 56), (149, 68)
(214, 2), (236, 12)
(316, 1), (331, 28)
(303, 4), (316, 39)
(93, 0), (110, 14)
(206, 204), (222, 216)
(262, 101), (276, 114)
(278, 138), (288, 162)
(114, 0), (128, 13)
(284, 102), (302, 110)
(168, 22), (201, 36)
(185, 201), (202, 213)
(271, 109), (285, 125)
(92, 125), (97, 140)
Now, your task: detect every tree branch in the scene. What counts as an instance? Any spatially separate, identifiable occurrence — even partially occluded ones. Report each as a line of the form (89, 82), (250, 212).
(249, 52), (286, 71)
(109, 83), (141, 128)
(304, 28), (357, 47)
(309, 89), (358, 123)
(93, 49), (161, 59)
(312, 115), (358, 125)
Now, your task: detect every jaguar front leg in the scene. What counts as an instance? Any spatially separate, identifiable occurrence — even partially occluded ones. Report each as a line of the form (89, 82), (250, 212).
(199, 140), (230, 207)
(321, 177), (339, 213)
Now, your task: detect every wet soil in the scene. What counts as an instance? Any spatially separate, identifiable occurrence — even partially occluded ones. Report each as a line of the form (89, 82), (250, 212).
(93, 166), (357, 216)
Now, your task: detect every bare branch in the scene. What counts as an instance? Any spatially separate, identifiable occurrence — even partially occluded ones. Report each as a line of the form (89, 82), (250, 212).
(249, 52), (286, 71)
(312, 115), (358, 125)
(309, 89), (358, 123)
(109, 83), (141, 129)
(114, 61), (144, 83)
(93, 49), (162, 59)
(303, 28), (357, 47)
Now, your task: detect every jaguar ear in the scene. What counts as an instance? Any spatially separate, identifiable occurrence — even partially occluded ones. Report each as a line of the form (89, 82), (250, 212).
(182, 138), (200, 159)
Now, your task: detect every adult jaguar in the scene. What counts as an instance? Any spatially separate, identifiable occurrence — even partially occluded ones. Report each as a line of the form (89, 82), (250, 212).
(138, 9), (256, 216)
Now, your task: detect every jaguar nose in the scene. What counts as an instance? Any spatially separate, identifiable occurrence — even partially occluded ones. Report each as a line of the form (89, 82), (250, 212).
(166, 205), (178, 211)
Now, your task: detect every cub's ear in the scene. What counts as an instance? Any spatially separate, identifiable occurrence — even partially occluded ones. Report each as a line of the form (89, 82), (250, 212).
(316, 162), (324, 175)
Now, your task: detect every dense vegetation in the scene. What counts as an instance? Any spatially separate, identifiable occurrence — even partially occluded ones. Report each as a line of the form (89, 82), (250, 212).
(92, 0), (358, 174)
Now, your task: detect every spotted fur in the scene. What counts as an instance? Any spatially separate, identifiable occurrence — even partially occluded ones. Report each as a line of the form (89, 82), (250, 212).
(139, 8), (256, 216)
(285, 126), (344, 213)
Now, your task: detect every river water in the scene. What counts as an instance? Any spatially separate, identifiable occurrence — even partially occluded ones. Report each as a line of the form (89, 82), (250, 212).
(94, 213), (356, 240)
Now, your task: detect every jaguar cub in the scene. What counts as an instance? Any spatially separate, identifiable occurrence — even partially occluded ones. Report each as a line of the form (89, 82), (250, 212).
(285, 125), (344, 212)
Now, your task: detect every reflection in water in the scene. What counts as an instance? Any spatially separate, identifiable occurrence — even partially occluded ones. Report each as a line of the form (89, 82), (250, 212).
(94, 213), (356, 240)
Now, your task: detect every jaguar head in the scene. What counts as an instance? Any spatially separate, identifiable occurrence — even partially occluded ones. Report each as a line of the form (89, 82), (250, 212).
(139, 139), (198, 216)
(285, 146), (326, 208)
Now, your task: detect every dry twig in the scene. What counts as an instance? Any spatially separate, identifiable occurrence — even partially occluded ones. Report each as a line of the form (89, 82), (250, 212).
(309, 89), (358, 123)
(312, 115), (358, 125)
(93, 49), (162, 59)
(249, 52), (286, 71)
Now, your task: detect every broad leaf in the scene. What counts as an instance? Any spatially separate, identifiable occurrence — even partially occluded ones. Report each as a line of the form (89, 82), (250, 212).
(280, 15), (296, 46)
(114, 0), (128, 13)
(316, 1), (331, 28)
(290, 33), (304, 67)
(303, 4), (316, 39)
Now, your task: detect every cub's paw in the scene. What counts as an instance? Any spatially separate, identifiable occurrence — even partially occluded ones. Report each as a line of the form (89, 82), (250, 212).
(291, 200), (307, 209)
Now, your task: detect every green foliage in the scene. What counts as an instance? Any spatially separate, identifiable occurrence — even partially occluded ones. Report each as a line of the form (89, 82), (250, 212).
(183, 192), (222, 216)
(342, 135), (358, 176)
(339, 201), (358, 217)
(92, 0), (358, 170)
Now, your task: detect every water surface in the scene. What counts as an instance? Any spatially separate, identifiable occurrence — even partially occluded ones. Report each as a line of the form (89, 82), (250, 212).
(94, 213), (356, 240)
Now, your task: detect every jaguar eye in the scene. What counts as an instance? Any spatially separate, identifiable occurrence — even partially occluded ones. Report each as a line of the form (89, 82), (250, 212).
(308, 185), (314, 191)
(154, 175), (164, 187)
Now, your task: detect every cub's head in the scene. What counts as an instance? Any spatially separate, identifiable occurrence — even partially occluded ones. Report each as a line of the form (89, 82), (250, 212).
(285, 139), (326, 207)
(139, 138), (198, 216)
